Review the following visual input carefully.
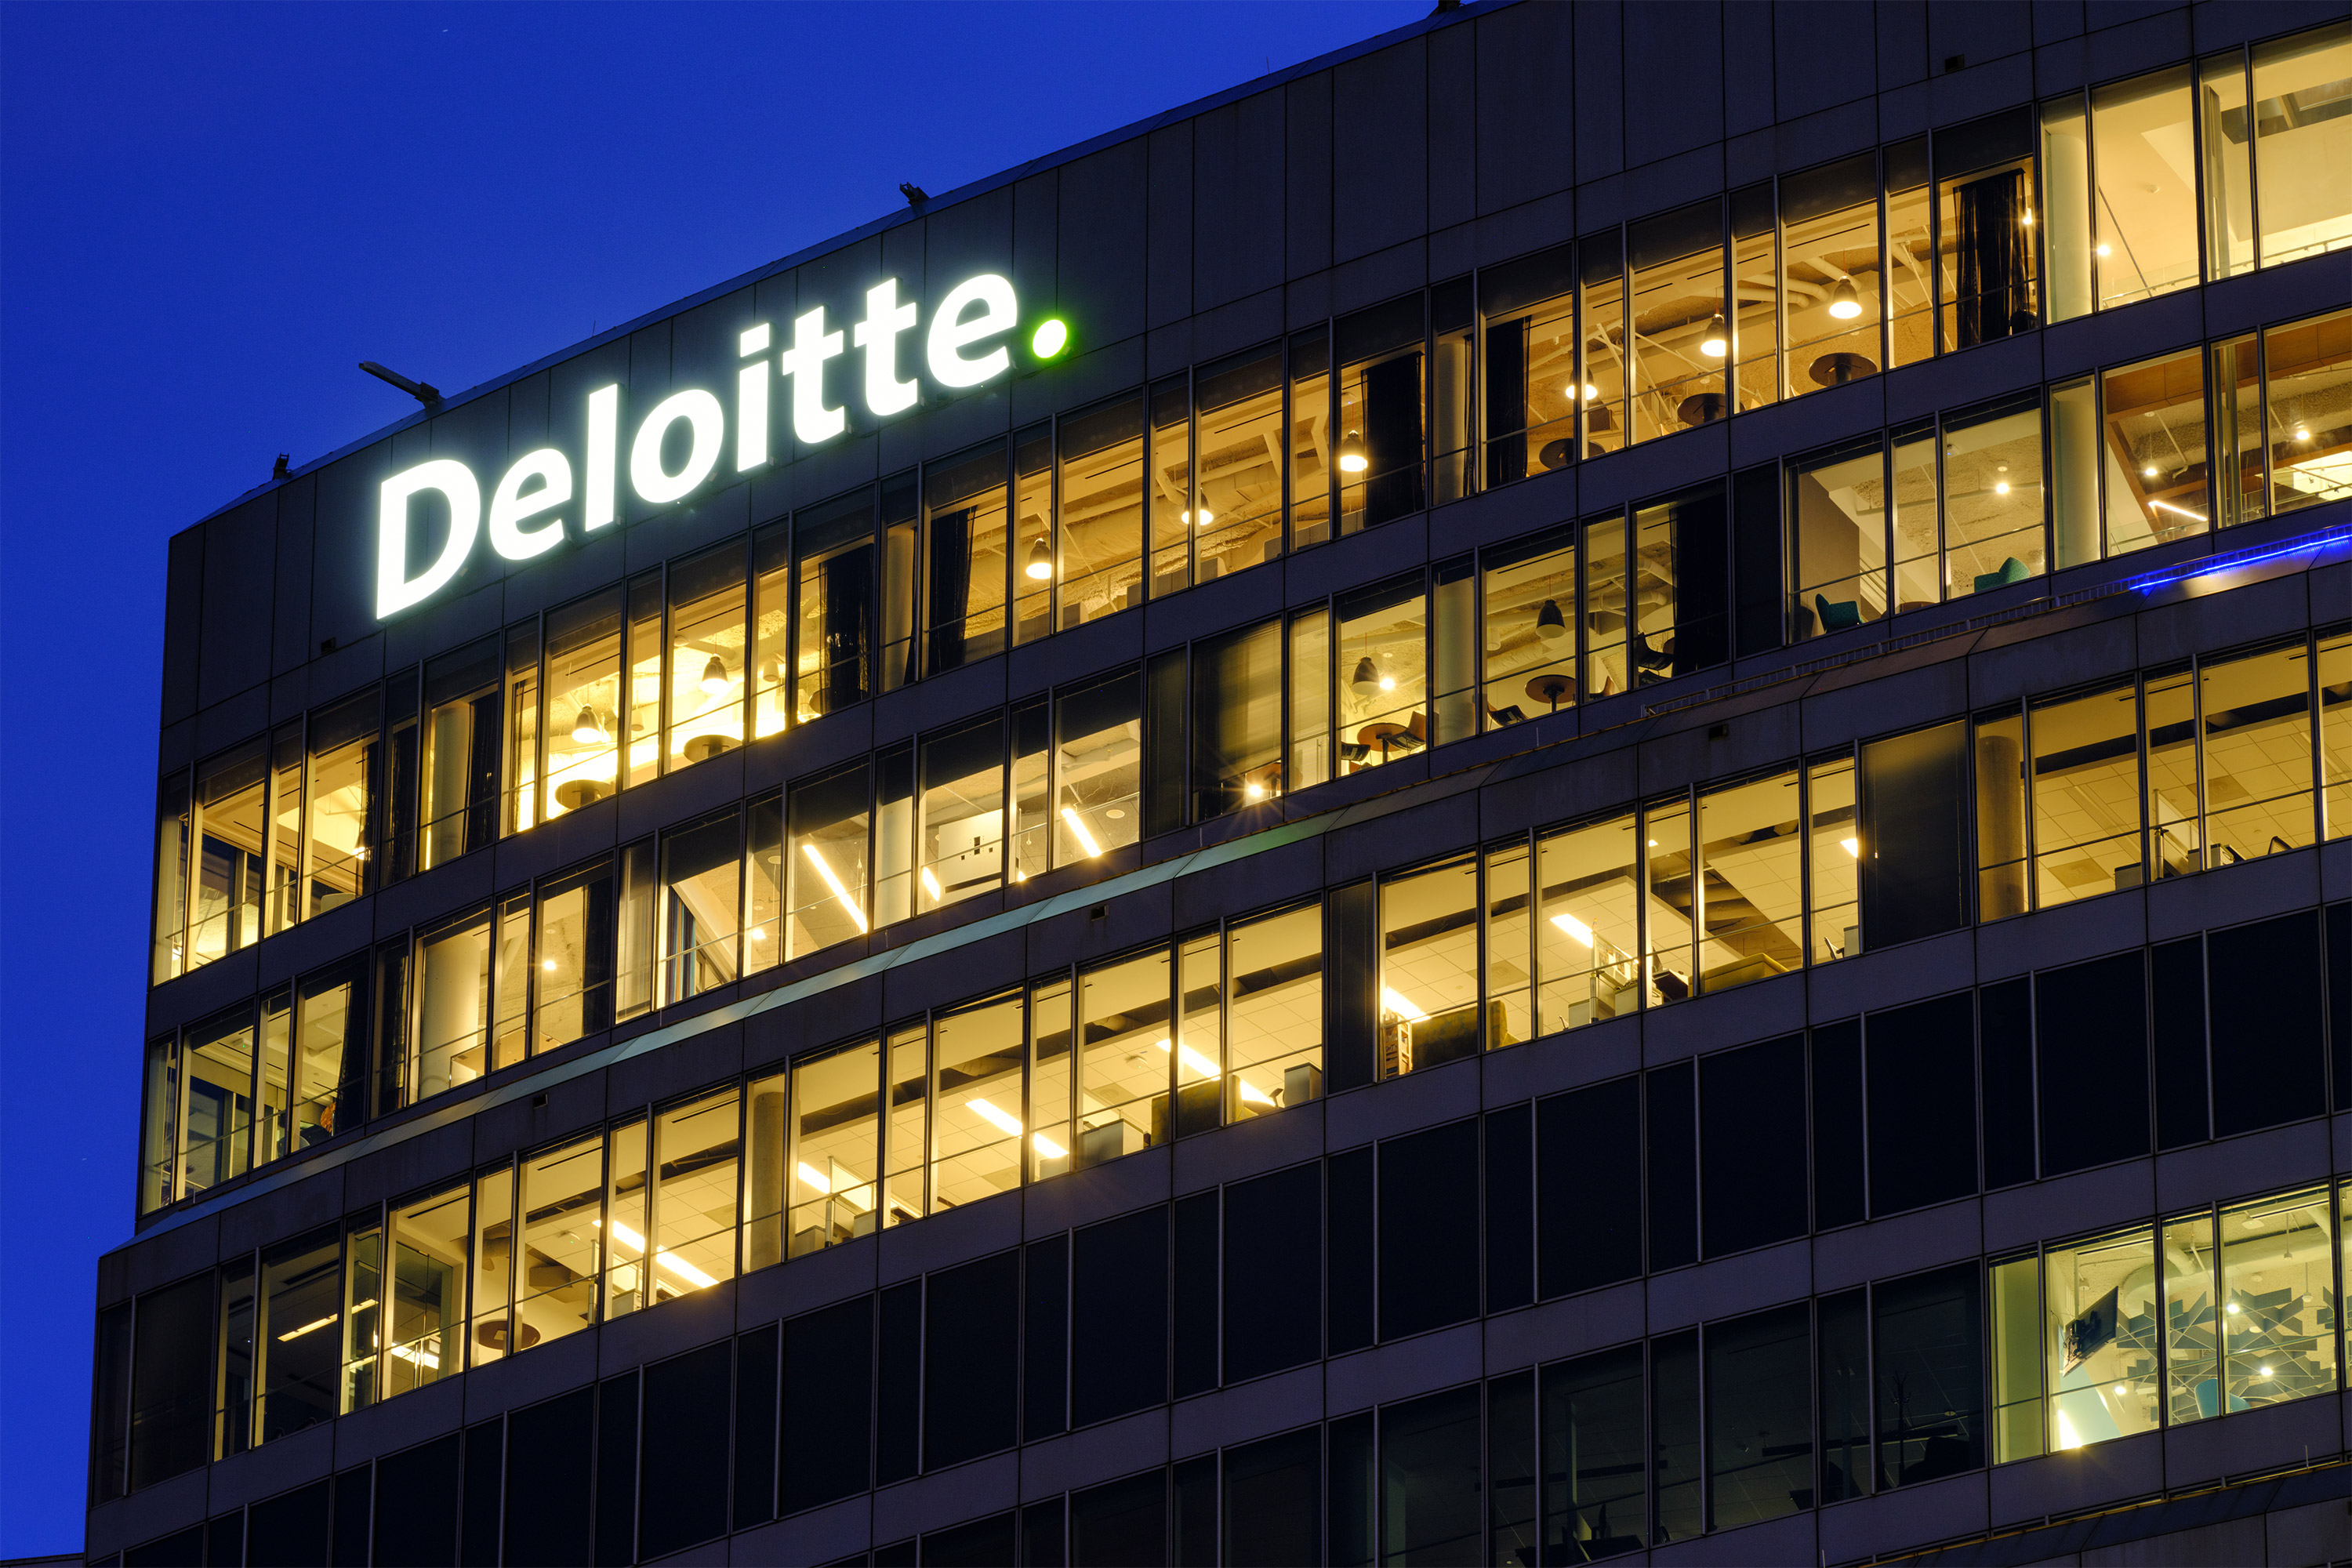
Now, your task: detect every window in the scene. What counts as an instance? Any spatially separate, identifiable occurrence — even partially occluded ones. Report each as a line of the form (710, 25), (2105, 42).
(884, 1024), (925, 1225)
(1190, 347), (1287, 583)
(1779, 153), (1882, 398)
(1581, 510), (1629, 697)
(1642, 796), (1695, 1004)
(2209, 1189), (2341, 1410)
(1864, 993), (1977, 1217)
(1629, 483), (1730, 681)
(1288, 608), (1330, 792)
(2251, 22), (2352, 267)
(1884, 139), (1933, 368)
(216, 1260), (256, 1459)
(1192, 619), (1283, 817)
(1335, 575), (1428, 773)
(1699, 1036), (1808, 1257)
(180, 1004), (255, 1198)
(1225, 1427), (1320, 1567)
(604, 1116), (648, 1320)
(622, 575), (662, 789)
(2045, 1225), (2159, 1450)
(1989, 1254), (2042, 1461)
(1056, 670), (1142, 864)
(1028, 978), (1073, 1181)
(2201, 641), (2314, 863)
(2097, 348), (2209, 554)
(2028, 681), (2141, 907)
(1650, 1331), (1702, 1544)
(1222, 1164), (1321, 1384)
(1481, 843), (1531, 1047)
(665, 542), (746, 770)
(515, 1135), (601, 1349)
(923, 441), (1009, 675)
(383, 1184), (469, 1398)
(1011, 425), (1054, 643)
(409, 905), (493, 1105)
(1147, 376), (1192, 597)
(1857, 721), (1969, 948)
(930, 990), (1025, 1210)
(1287, 330), (1333, 548)
(782, 1298), (871, 1512)
(1694, 770), (1802, 993)
(659, 810), (740, 1004)
(535, 857), (615, 1048)
(1706, 1304), (1811, 1528)
(1536, 811), (1641, 1032)
(1936, 111), (2038, 350)
(786, 1040), (880, 1257)
(637, 1344), (731, 1561)
(1578, 231), (1627, 457)
(796, 488), (876, 720)
(1378, 858), (1479, 1077)
(1069, 1209), (1168, 1427)
(746, 793), (782, 975)
(539, 589), (622, 822)
(1334, 295), (1426, 532)
(1940, 393), (2046, 596)
(924, 1252), (1020, 1471)
(1625, 201), (1729, 446)
(419, 637), (502, 869)
(1057, 394), (1146, 626)
(1541, 1345), (1643, 1560)
(1536, 1078), (1642, 1297)
(470, 1165), (514, 1370)
(1874, 1265), (1982, 1486)
(2035, 953), (2150, 1176)
(190, 739), (268, 970)
(1789, 435), (1888, 637)
(1076, 946), (1171, 1167)
(2322, 629), (2351, 837)
(151, 771), (191, 985)
(648, 1087), (737, 1300)
(257, 1226), (340, 1443)
(1729, 184), (1779, 416)
(1479, 527), (1577, 724)
(750, 521), (793, 734)
(2092, 69), (2200, 308)
(2264, 308), (2352, 513)
(127, 1274), (212, 1492)
(786, 763), (868, 956)
(1482, 244), (1579, 487)
(2211, 332), (2265, 528)
(918, 716), (1004, 911)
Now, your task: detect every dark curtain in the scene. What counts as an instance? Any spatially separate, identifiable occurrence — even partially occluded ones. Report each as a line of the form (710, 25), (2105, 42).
(1671, 487), (1731, 674)
(1483, 319), (1529, 487)
(924, 508), (972, 675)
(1953, 170), (2031, 349)
(1363, 353), (1426, 525)
(817, 546), (873, 715)
(582, 870), (615, 1035)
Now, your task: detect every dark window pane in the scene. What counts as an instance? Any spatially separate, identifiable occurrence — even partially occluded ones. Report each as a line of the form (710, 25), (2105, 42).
(1810, 1022), (1865, 1229)
(637, 1343), (730, 1559)
(1174, 1194), (1219, 1397)
(1071, 1208), (1167, 1427)
(1699, 1036), (1806, 1257)
(2209, 910), (2327, 1135)
(374, 1434), (461, 1568)
(128, 1272), (212, 1491)
(1980, 979), (2035, 1187)
(1866, 993), (1977, 1216)
(592, 1375), (636, 1568)
(1488, 1370), (1537, 1567)
(1858, 722), (1969, 948)
(1539, 1345), (1643, 1562)
(1174, 1454), (1218, 1567)
(90, 1301), (130, 1504)
(925, 1512), (1018, 1567)
(123, 1527), (204, 1568)
(2329, 904), (2349, 1114)
(2153, 936), (2209, 1148)
(1874, 1264), (1984, 1487)
(332, 1467), (370, 1568)
(1536, 1078), (1641, 1295)
(876, 1541), (914, 1566)
(1224, 1163), (1321, 1382)
(1144, 648), (1186, 837)
(1024, 1237), (1069, 1441)
(782, 1297), (871, 1512)
(1817, 1289), (1869, 1504)
(249, 1481), (332, 1568)
(1224, 1426), (1319, 1567)
(926, 1251), (1019, 1468)
(1330, 1410), (1377, 1568)
(503, 1389), (593, 1567)
(460, 1418), (502, 1568)
(1646, 1064), (1697, 1271)
(1483, 1106), (1534, 1312)
(2036, 951), (2151, 1174)
(733, 1326), (779, 1530)
(1071, 1469), (1166, 1567)
(1022, 1497), (1067, 1568)
(1705, 1305), (1813, 1529)
(1380, 1384), (1483, 1565)
(1650, 1331), (1701, 1545)
(1328, 1148), (1376, 1354)
(1732, 463), (1784, 659)
(1379, 1120), (1481, 1339)
(877, 1280), (921, 1483)
(1327, 881), (1378, 1091)
(208, 1513), (245, 1568)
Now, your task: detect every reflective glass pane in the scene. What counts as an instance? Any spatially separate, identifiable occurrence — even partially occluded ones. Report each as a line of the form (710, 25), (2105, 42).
(1378, 858), (1479, 1077)
(2252, 22), (2352, 267)
(516, 1136), (601, 1349)
(2263, 310), (2352, 514)
(652, 1088), (739, 1300)
(787, 1042), (880, 1257)
(1535, 812), (1641, 1031)
(2092, 67), (2199, 307)
(931, 993), (1025, 1211)
(2218, 1186), (2336, 1410)
(1076, 947), (1171, 1167)
(1479, 531), (1577, 724)
(1696, 770), (1803, 993)
(1227, 903), (1321, 1117)
(2100, 350), (2209, 554)
(2045, 1225), (2160, 1450)
(385, 1185), (469, 1397)
(2029, 684), (2141, 907)
(540, 590), (622, 822)
(2200, 642), (2314, 863)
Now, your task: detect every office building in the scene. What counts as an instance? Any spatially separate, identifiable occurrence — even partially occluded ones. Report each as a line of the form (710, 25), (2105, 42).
(89, 2), (2352, 1563)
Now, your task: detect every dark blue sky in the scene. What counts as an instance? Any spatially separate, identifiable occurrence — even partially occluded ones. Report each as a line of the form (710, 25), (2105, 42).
(0, 2), (1424, 1552)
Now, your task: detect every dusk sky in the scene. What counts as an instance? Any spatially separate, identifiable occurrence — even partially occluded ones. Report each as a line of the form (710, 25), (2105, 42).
(0, 2), (1427, 1552)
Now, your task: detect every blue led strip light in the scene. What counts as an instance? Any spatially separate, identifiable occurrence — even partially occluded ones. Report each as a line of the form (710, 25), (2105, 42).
(2122, 519), (2352, 597)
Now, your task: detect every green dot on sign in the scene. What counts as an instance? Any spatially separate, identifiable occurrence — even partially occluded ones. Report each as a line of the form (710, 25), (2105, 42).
(1031, 318), (1069, 358)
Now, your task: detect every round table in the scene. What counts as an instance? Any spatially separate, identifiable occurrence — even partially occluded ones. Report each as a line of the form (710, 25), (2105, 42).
(1356, 722), (1408, 760)
(554, 779), (610, 813)
(1809, 351), (1878, 387)
(1525, 673), (1575, 713)
(1677, 392), (1727, 428)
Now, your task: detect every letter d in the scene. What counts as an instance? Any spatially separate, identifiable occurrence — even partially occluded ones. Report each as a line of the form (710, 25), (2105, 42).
(377, 458), (482, 619)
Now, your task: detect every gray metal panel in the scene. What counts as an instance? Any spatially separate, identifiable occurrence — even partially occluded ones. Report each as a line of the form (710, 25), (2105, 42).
(1334, 37), (1428, 263)
(196, 495), (277, 711)
(1428, 18), (1477, 234)
(1146, 122), (1192, 330)
(1192, 89), (1286, 312)
(1573, 0), (1625, 184)
(1776, 0), (1879, 121)
(1285, 70), (1334, 279)
(1475, 2), (1576, 215)
(1624, 1), (1723, 168)
(270, 477), (316, 679)
(1055, 142), (1146, 349)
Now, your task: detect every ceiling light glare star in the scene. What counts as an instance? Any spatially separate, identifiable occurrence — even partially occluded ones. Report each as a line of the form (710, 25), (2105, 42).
(1030, 318), (1070, 360)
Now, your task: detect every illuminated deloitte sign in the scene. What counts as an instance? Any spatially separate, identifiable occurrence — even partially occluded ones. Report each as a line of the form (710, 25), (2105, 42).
(376, 274), (1069, 619)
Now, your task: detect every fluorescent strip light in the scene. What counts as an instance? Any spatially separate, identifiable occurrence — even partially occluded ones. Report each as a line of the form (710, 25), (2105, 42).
(1060, 806), (1103, 858)
(2149, 499), (2208, 524)
(796, 1161), (832, 1194)
(800, 843), (869, 932)
(596, 1218), (718, 1287)
(967, 1097), (1023, 1137)
(1549, 913), (1594, 947)
(277, 1315), (336, 1342)
(1234, 1076), (1277, 1106)
(1033, 1132), (1069, 1160)
(1381, 987), (1427, 1022)
(920, 866), (942, 901)
(387, 1343), (441, 1370)
(1154, 1037), (1222, 1080)
(1840, 837), (1860, 858)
